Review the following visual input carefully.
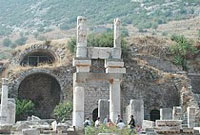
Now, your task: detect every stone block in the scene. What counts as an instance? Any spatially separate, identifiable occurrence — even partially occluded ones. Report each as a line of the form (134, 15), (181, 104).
(76, 66), (90, 72)
(126, 99), (144, 126)
(160, 108), (172, 120)
(22, 128), (40, 135)
(142, 120), (154, 129)
(155, 120), (182, 127)
(98, 48), (113, 59)
(112, 48), (121, 59)
(106, 67), (126, 73)
(73, 59), (91, 66)
(87, 47), (99, 59)
(98, 99), (109, 122)
(76, 47), (87, 58)
(172, 106), (182, 120)
(105, 60), (124, 68)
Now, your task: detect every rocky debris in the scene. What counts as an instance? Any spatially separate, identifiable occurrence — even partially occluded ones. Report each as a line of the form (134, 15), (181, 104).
(0, 124), (13, 134)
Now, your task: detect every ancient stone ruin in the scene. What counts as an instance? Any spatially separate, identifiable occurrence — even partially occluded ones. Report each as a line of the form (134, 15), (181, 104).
(0, 16), (200, 134)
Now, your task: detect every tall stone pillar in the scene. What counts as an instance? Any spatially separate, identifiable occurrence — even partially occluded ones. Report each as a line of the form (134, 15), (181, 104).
(113, 18), (121, 59)
(73, 86), (85, 129)
(187, 107), (196, 128)
(114, 18), (121, 48)
(0, 78), (8, 124)
(76, 16), (87, 58)
(98, 99), (109, 122)
(172, 106), (182, 120)
(109, 79), (121, 122)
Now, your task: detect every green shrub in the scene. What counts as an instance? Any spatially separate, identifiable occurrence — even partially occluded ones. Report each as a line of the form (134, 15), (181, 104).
(170, 35), (198, 71)
(16, 99), (35, 121)
(53, 101), (73, 122)
(85, 124), (134, 135)
(67, 31), (128, 56)
(3, 38), (12, 47)
(15, 36), (28, 46)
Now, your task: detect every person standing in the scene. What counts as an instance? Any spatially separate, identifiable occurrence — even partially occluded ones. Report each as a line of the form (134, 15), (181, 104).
(128, 115), (136, 135)
(115, 114), (122, 124)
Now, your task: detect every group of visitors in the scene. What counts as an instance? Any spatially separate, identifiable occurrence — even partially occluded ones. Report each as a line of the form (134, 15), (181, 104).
(84, 114), (142, 134)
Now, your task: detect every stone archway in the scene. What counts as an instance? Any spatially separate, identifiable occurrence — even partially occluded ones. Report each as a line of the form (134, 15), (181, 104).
(150, 109), (160, 121)
(18, 73), (61, 119)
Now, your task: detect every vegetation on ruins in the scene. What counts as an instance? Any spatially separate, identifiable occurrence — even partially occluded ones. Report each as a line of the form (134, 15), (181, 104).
(170, 35), (198, 71)
(67, 31), (128, 55)
(16, 99), (35, 121)
(85, 124), (134, 135)
(53, 101), (73, 122)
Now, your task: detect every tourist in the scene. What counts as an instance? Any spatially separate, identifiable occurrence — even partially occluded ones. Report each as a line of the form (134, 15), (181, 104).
(95, 117), (101, 128)
(128, 115), (135, 128)
(128, 115), (136, 135)
(103, 115), (109, 124)
(136, 125), (142, 135)
(106, 119), (115, 127)
(84, 117), (91, 127)
(117, 119), (126, 129)
(115, 114), (122, 124)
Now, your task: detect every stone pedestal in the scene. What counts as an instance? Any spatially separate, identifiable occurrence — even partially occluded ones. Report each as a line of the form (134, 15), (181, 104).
(73, 87), (84, 129)
(109, 79), (121, 122)
(7, 99), (16, 125)
(160, 108), (172, 120)
(126, 99), (144, 126)
(187, 107), (196, 128)
(172, 106), (182, 120)
(98, 99), (109, 122)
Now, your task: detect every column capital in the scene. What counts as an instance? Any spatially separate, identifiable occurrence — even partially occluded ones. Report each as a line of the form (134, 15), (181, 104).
(2, 78), (8, 85)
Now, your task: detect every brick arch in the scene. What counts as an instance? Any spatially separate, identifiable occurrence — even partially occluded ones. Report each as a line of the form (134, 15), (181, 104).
(18, 72), (62, 118)
(9, 68), (65, 100)
(11, 43), (61, 65)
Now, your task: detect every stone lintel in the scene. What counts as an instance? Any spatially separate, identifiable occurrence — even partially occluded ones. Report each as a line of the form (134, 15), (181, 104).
(73, 58), (91, 67)
(106, 67), (126, 74)
(73, 73), (123, 83)
(105, 60), (124, 68)
(87, 47), (113, 59)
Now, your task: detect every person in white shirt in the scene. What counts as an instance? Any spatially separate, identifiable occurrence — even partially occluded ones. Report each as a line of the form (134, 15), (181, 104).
(95, 117), (101, 128)
(84, 117), (91, 127)
(117, 120), (126, 129)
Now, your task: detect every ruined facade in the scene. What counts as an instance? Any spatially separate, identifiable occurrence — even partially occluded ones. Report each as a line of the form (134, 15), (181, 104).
(1, 17), (199, 127)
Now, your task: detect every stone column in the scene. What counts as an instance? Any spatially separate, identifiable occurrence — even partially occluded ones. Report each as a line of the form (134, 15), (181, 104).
(76, 16), (87, 58)
(98, 99), (109, 122)
(109, 79), (121, 123)
(0, 78), (8, 124)
(73, 86), (85, 129)
(114, 18), (121, 48)
(187, 107), (196, 128)
(113, 18), (121, 59)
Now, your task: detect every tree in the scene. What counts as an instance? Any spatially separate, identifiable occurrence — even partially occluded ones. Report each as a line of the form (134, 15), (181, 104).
(15, 37), (28, 46)
(3, 38), (12, 47)
(170, 35), (198, 71)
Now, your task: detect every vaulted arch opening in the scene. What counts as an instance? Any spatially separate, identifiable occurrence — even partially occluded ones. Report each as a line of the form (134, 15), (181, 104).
(20, 50), (56, 66)
(18, 73), (61, 119)
(150, 109), (160, 121)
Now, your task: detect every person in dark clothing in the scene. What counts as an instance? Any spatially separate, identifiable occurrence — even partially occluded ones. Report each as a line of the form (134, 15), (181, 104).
(129, 115), (135, 128)
(128, 115), (136, 135)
